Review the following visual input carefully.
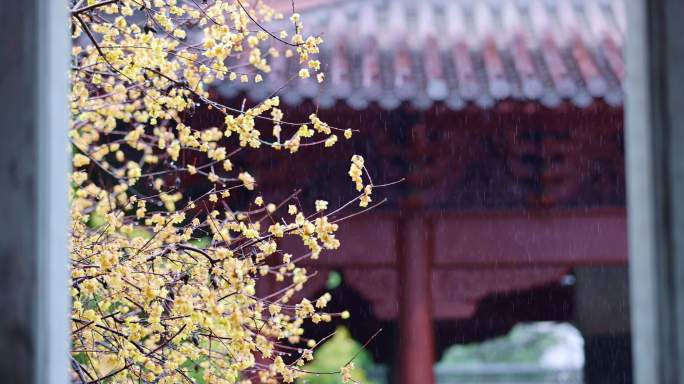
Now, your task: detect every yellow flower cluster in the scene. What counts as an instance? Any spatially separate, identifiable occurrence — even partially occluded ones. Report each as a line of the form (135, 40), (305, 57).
(67, 1), (376, 383)
(340, 362), (355, 383)
(348, 155), (373, 207)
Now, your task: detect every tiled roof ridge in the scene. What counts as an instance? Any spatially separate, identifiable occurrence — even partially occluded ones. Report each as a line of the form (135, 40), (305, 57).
(220, 0), (625, 110)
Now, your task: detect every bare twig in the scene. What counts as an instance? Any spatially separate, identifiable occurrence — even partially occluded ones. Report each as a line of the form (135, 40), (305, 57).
(72, 0), (119, 15)
(235, 0), (301, 47)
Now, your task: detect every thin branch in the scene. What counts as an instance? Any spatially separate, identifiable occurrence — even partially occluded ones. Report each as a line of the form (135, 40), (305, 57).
(177, 244), (217, 265)
(72, 0), (119, 15)
(235, 0), (301, 47)
(295, 328), (383, 375)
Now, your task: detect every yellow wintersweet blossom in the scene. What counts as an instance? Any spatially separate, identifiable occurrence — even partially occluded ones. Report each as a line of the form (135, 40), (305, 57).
(341, 362), (355, 383)
(72, 153), (90, 167)
(68, 1), (382, 382)
(288, 204), (298, 215)
(349, 155), (365, 191)
(315, 200), (328, 212)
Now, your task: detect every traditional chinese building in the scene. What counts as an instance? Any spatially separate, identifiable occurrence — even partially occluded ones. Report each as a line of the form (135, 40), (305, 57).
(218, 0), (629, 382)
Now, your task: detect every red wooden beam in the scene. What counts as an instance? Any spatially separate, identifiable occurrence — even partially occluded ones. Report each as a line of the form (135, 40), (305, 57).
(301, 208), (627, 268)
(432, 208), (627, 266)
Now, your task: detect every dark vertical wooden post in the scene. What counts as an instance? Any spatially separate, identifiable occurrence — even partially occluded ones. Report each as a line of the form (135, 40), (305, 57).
(0, 0), (69, 383)
(398, 217), (435, 384)
(575, 266), (632, 384)
(626, 0), (684, 382)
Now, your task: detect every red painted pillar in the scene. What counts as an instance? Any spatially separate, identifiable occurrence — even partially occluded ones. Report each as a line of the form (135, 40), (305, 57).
(398, 217), (435, 384)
